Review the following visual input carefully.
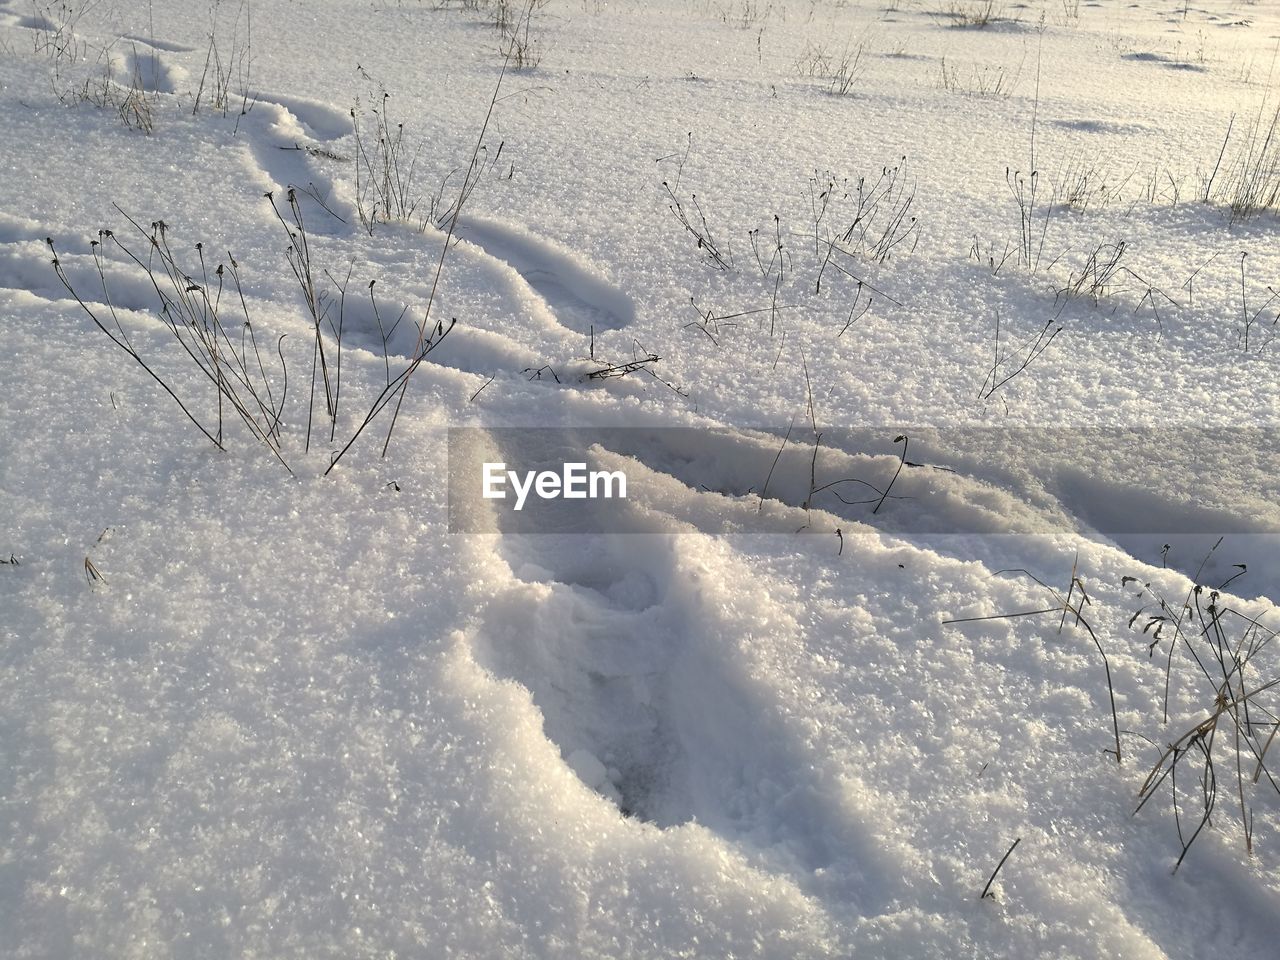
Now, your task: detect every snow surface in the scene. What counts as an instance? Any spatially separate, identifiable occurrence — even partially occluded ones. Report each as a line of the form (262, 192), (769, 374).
(3, 0), (1280, 956)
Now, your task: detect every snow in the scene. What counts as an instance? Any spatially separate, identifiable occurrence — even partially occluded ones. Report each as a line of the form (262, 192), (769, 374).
(3, 0), (1280, 956)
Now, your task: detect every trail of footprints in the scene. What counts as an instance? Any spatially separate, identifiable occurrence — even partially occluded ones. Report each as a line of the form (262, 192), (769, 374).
(0, 0), (633, 339)
(0, 8), (901, 892)
(0, 14), (638, 384)
(11, 0), (1275, 920)
(0, 14), (1075, 892)
(0, 4), (1098, 903)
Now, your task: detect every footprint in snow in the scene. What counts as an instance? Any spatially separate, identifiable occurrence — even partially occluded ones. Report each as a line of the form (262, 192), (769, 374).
(111, 43), (186, 95)
(453, 215), (636, 337)
(118, 34), (196, 53)
(461, 427), (903, 910)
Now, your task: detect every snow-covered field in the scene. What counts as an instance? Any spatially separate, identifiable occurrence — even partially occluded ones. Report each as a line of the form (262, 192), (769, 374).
(3, 0), (1280, 956)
